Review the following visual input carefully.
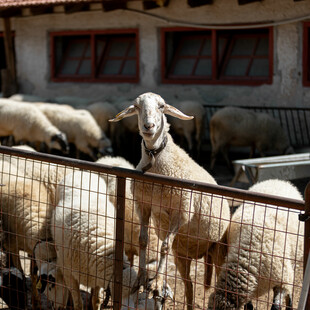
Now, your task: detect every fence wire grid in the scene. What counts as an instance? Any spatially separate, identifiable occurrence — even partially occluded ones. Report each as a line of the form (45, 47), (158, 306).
(0, 146), (308, 310)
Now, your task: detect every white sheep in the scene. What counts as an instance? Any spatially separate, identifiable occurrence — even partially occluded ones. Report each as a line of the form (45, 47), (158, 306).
(9, 93), (48, 102)
(209, 106), (294, 170)
(208, 179), (304, 310)
(0, 99), (69, 153)
(87, 101), (122, 156)
(109, 92), (231, 310)
(96, 156), (161, 265)
(168, 100), (206, 158)
(0, 148), (72, 205)
(0, 168), (55, 306)
(37, 103), (113, 160)
(87, 101), (119, 137)
(52, 169), (172, 310)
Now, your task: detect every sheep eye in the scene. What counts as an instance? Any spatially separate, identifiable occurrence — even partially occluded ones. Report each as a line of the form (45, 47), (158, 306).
(134, 104), (140, 110)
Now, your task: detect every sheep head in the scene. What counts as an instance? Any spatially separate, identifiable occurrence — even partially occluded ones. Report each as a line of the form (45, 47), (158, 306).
(109, 92), (194, 143)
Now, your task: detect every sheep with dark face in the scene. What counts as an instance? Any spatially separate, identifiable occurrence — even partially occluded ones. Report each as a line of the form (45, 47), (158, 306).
(37, 103), (113, 160)
(110, 92), (230, 310)
(0, 99), (69, 153)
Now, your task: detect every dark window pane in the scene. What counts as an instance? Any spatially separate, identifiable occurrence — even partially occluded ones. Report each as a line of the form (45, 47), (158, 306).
(79, 60), (92, 75)
(179, 38), (201, 56)
(128, 43), (136, 57)
(231, 38), (256, 56)
(123, 60), (136, 75)
(224, 59), (249, 76)
(195, 59), (212, 76)
(109, 40), (129, 57)
(201, 39), (212, 56)
(163, 28), (271, 83)
(61, 59), (79, 75)
(173, 59), (196, 75)
(256, 37), (269, 56)
(52, 32), (138, 81)
(102, 60), (122, 74)
(249, 59), (269, 76)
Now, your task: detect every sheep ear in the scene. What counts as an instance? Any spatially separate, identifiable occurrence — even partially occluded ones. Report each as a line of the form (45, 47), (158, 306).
(109, 105), (137, 122)
(163, 103), (194, 120)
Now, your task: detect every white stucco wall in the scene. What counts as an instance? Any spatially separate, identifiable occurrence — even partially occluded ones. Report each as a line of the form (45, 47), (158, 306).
(4, 0), (310, 107)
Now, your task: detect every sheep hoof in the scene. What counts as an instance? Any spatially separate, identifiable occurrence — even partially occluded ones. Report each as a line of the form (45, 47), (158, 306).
(153, 290), (165, 310)
(244, 301), (254, 310)
(271, 305), (280, 310)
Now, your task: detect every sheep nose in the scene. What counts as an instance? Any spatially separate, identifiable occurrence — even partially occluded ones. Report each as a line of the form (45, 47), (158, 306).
(144, 123), (155, 130)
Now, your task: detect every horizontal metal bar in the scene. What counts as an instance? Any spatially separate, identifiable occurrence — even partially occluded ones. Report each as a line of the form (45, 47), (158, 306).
(0, 145), (305, 210)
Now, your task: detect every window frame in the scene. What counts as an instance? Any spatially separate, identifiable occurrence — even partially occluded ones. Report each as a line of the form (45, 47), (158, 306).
(303, 22), (310, 87)
(50, 29), (139, 83)
(161, 27), (273, 86)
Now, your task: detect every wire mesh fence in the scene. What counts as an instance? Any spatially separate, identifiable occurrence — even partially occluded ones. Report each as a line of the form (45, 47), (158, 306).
(0, 146), (308, 310)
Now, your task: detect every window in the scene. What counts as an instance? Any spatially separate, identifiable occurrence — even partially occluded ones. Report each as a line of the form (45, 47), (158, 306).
(51, 29), (139, 83)
(161, 27), (273, 85)
(303, 22), (310, 86)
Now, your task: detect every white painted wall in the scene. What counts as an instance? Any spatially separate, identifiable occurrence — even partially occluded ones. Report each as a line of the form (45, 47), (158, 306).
(5, 0), (310, 107)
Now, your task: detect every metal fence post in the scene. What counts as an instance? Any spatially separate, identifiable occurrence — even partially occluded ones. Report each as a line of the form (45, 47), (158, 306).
(304, 182), (310, 309)
(113, 176), (126, 310)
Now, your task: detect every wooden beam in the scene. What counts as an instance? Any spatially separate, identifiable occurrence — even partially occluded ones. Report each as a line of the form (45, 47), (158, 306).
(238, 0), (262, 5)
(143, 0), (170, 10)
(64, 3), (90, 14)
(187, 0), (213, 8)
(0, 8), (22, 18)
(102, 0), (127, 11)
(30, 5), (54, 16)
(2, 18), (18, 97)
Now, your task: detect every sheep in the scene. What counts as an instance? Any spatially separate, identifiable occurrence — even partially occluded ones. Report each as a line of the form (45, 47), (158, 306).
(168, 100), (206, 158)
(209, 106), (294, 170)
(114, 100), (141, 164)
(0, 148), (72, 206)
(208, 179), (304, 310)
(87, 101), (122, 156)
(0, 169), (55, 306)
(52, 169), (172, 309)
(37, 103), (113, 160)
(0, 220), (27, 309)
(87, 101), (119, 138)
(33, 240), (71, 310)
(109, 92), (231, 310)
(9, 93), (48, 103)
(0, 99), (69, 154)
(96, 156), (161, 266)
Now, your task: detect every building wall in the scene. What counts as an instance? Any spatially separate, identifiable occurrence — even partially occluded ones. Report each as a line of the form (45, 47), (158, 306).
(5, 0), (310, 107)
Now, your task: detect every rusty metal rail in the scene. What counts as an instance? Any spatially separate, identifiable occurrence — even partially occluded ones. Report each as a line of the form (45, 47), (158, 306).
(0, 145), (309, 309)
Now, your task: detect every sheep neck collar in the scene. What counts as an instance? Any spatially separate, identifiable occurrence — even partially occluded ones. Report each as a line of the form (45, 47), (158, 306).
(142, 135), (168, 172)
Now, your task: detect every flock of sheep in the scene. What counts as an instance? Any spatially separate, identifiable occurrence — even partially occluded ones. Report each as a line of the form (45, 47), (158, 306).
(0, 92), (303, 310)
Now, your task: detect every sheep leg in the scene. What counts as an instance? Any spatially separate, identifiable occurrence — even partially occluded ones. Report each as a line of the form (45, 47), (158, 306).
(271, 286), (289, 310)
(62, 269), (83, 309)
(174, 255), (193, 310)
(204, 254), (213, 289)
(30, 256), (41, 309)
(150, 220), (179, 307)
(91, 286), (101, 310)
(132, 206), (152, 294)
